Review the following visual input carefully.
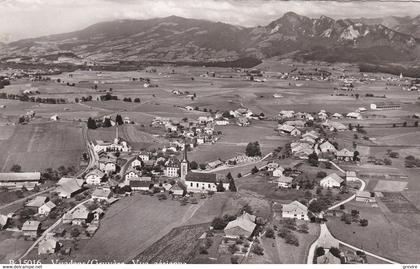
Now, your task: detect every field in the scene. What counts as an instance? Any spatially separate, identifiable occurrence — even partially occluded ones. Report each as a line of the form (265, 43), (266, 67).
(0, 122), (85, 172)
(0, 232), (32, 263)
(327, 201), (420, 263)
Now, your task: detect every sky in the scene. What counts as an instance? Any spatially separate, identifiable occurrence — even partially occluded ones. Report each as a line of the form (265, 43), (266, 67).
(0, 0), (419, 42)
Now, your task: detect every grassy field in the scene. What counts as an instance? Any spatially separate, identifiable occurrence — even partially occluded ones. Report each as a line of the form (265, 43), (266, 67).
(327, 200), (420, 263)
(0, 232), (32, 263)
(0, 122), (85, 172)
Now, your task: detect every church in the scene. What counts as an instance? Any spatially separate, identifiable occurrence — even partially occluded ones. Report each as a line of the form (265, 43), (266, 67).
(92, 126), (131, 153)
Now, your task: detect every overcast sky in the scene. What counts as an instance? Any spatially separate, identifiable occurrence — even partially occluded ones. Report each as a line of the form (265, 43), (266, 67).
(0, 0), (419, 42)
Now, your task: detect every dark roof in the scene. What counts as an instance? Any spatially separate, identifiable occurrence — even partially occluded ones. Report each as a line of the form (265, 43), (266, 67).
(130, 181), (152, 188)
(185, 172), (227, 183)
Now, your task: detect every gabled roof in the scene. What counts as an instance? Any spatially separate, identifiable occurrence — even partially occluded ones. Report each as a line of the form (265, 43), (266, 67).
(185, 172), (227, 183)
(130, 180), (152, 188)
(40, 201), (56, 211)
(38, 238), (58, 253)
(321, 173), (344, 184)
(22, 220), (40, 231)
(0, 215), (9, 226)
(56, 177), (84, 196)
(26, 196), (48, 208)
(282, 200), (308, 213)
(71, 205), (90, 219)
(336, 148), (354, 157)
(170, 181), (187, 191)
(92, 188), (112, 198)
(317, 251), (341, 264)
(278, 124), (297, 133)
(85, 168), (105, 179)
(224, 212), (257, 234)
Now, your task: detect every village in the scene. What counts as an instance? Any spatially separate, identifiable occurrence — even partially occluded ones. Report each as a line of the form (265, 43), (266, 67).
(0, 60), (419, 264)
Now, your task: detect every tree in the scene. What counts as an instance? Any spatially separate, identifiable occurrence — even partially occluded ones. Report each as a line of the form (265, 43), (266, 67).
(237, 173), (242, 178)
(245, 141), (262, 157)
(10, 164), (22, 172)
(308, 199), (328, 213)
(251, 166), (259, 174)
(353, 151), (360, 162)
(384, 158), (392, 165)
(115, 114), (124, 125)
(199, 163), (207, 170)
(360, 219), (369, 227)
(189, 161), (198, 170)
(251, 243), (264, 255)
(265, 227), (275, 238)
(71, 228), (80, 238)
(212, 217), (228, 230)
(87, 117), (97, 129)
(228, 176), (237, 192)
(316, 171), (327, 178)
(216, 180), (225, 192)
(134, 98), (141, 103)
(103, 118), (112, 128)
(315, 247), (325, 257)
(329, 247), (341, 258)
(298, 223), (309, 233)
(308, 152), (319, 167)
(285, 233), (299, 246)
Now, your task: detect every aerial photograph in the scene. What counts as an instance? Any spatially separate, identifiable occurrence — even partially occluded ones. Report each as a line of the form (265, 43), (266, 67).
(0, 0), (419, 266)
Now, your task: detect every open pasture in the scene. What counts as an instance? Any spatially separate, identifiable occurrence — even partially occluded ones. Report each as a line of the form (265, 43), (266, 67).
(379, 192), (420, 213)
(0, 122), (85, 172)
(373, 180), (408, 192)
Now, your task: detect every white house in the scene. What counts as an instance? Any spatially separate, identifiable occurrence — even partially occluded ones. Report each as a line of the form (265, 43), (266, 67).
(282, 201), (309, 221)
(38, 201), (56, 216)
(319, 141), (337, 153)
(138, 153), (150, 162)
(278, 124), (301, 136)
(131, 157), (143, 168)
(272, 167), (285, 177)
(164, 165), (179, 178)
(85, 169), (106, 185)
(275, 175), (293, 188)
(320, 173), (344, 189)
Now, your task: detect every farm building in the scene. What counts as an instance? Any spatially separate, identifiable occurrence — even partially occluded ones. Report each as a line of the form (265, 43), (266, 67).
(55, 177), (85, 198)
(224, 212), (256, 239)
(130, 180), (152, 191)
(25, 196), (48, 208)
(370, 102), (401, 110)
(38, 201), (56, 216)
(278, 110), (295, 119)
(345, 171), (357, 181)
(355, 191), (375, 203)
(336, 148), (354, 161)
(0, 172), (41, 190)
(267, 162), (280, 171)
(317, 251), (341, 264)
(331, 113), (343, 119)
(22, 220), (41, 237)
(138, 153), (150, 162)
(71, 205), (92, 225)
(131, 157), (143, 168)
(85, 169), (106, 185)
(98, 155), (117, 173)
(236, 117), (249, 126)
(346, 112), (362, 120)
(281, 201), (309, 221)
(319, 141), (337, 153)
(278, 124), (301, 136)
(50, 115), (59, 121)
(185, 172), (229, 193)
(125, 168), (141, 181)
(272, 167), (285, 177)
(275, 175), (293, 188)
(38, 238), (60, 255)
(91, 188), (112, 200)
(320, 173), (344, 189)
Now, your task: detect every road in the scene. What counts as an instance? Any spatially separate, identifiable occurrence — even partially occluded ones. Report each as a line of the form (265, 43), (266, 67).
(19, 199), (91, 260)
(306, 162), (398, 264)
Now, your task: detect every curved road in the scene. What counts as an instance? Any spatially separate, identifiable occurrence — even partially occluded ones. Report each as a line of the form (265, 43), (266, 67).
(306, 162), (398, 264)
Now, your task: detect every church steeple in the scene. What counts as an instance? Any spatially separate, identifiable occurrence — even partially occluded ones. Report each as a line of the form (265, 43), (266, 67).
(114, 125), (119, 144)
(180, 140), (188, 180)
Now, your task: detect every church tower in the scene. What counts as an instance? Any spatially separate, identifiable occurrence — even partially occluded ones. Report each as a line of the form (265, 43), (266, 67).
(114, 126), (119, 145)
(180, 142), (188, 180)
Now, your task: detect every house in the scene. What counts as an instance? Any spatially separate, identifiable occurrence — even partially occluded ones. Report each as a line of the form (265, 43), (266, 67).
(164, 165), (179, 178)
(331, 113), (343, 119)
(138, 153), (150, 162)
(98, 155), (117, 173)
(320, 173), (344, 189)
(71, 205), (92, 225)
(317, 251), (341, 264)
(91, 188), (112, 200)
(131, 156), (143, 168)
(185, 172), (229, 193)
(185, 106), (194, 111)
(278, 110), (295, 119)
(282, 201), (309, 221)
(22, 220), (41, 237)
(215, 120), (229, 126)
(55, 177), (85, 198)
(319, 141), (337, 153)
(0, 215), (10, 229)
(170, 181), (187, 196)
(207, 160), (223, 170)
(0, 172), (41, 190)
(302, 131), (319, 140)
(125, 169), (141, 181)
(85, 169), (106, 185)
(346, 112), (362, 120)
(275, 175), (293, 188)
(266, 162), (279, 171)
(278, 124), (301, 136)
(26, 196), (48, 208)
(130, 180), (152, 191)
(50, 115), (59, 121)
(237, 117), (249, 126)
(355, 191), (375, 203)
(272, 167), (285, 177)
(224, 212), (257, 239)
(38, 201), (56, 216)
(38, 238), (60, 255)
(336, 148), (354, 161)
(92, 139), (130, 153)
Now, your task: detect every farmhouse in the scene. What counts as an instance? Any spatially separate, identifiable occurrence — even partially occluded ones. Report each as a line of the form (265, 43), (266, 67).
(91, 188), (112, 200)
(207, 160), (223, 170)
(275, 175), (293, 188)
(22, 220), (41, 237)
(236, 117), (249, 126)
(38, 201), (56, 216)
(370, 102), (401, 110)
(55, 177), (85, 198)
(71, 205), (92, 225)
(319, 141), (337, 153)
(185, 172), (229, 193)
(98, 155), (117, 173)
(85, 169), (106, 185)
(278, 110), (295, 119)
(215, 120), (229, 126)
(26, 196), (48, 208)
(336, 148), (354, 161)
(278, 124), (301, 136)
(38, 238), (60, 255)
(331, 113), (343, 119)
(131, 157), (143, 168)
(266, 162), (279, 171)
(282, 201), (309, 221)
(224, 212), (257, 239)
(272, 167), (285, 177)
(345, 171), (357, 181)
(92, 139), (130, 153)
(125, 169), (141, 181)
(346, 112), (362, 120)
(0, 172), (41, 190)
(320, 173), (344, 189)
(138, 153), (150, 162)
(130, 180), (152, 191)
(355, 191), (375, 203)
(317, 251), (341, 264)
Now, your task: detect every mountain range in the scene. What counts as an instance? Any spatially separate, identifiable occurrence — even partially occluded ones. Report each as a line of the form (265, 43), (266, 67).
(1, 12), (419, 65)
